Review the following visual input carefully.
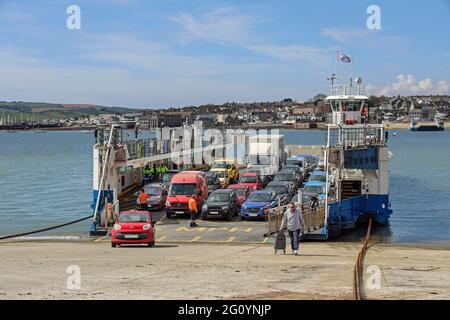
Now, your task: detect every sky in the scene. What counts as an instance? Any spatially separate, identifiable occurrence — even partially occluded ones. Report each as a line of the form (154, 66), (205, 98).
(0, 0), (449, 108)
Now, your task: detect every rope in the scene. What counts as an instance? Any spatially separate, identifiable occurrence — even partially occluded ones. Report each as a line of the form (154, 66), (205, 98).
(353, 215), (373, 300)
(0, 215), (92, 241)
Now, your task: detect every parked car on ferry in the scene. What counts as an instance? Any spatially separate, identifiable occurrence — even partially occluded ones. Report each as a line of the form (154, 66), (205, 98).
(240, 190), (277, 220)
(264, 181), (293, 205)
(281, 165), (303, 181)
(165, 171), (208, 218)
(286, 156), (310, 177)
(201, 189), (239, 221)
(297, 154), (318, 173)
(160, 170), (179, 191)
(301, 181), (326, 201)
(308, 171), (327, 183)
(273, 170), (300, 191)
(205, 171), (221, 194)
(239, 172), (263, 190)
(136, 183), (168, 211)
(210, 168), (230, 188)
(226, 184), (250, 207)
(111, 210), (155, 247)
(290, 192), (323, 206)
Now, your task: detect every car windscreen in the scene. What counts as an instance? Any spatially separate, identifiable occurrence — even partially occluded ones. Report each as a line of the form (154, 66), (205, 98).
(266, 186), (286, 194)
(248, 193), (271, 202)
(118, 214), (149, 223)
(207, 177), (216, 184)
(303, 186), (324, 194)
(169, 183), (196, 195)
(274, 173), (294, 181)
(287, 159), (303, 167)
(162, 173), (175, 183)
(240, 175), (257, 183)
(144, 186), (162, 195)
(215, 171), (227, 178)
(212, 163), (231, 169)
(249, 155), (271, 165)
(208, 193), (231, 202)
(232, 189), (246, 196)
(309, 175), (326, 183)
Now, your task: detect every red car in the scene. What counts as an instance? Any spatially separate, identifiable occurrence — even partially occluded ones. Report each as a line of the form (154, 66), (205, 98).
(239, 172), (262, 190)
(111, 210), (155, 247)
(226, 184), (250, 207)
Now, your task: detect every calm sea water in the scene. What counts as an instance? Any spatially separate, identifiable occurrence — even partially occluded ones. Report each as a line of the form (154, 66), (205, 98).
(0, 129), (449, 243)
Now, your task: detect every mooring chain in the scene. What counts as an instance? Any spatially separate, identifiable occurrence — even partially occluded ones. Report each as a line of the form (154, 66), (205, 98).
(0, 215), (92, 241)
(353, 215), (373, 300)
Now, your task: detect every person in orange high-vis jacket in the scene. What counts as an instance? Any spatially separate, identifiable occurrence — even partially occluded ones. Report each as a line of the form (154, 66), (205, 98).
(188, 194), (198, 227)
(139, 189), (149, 211)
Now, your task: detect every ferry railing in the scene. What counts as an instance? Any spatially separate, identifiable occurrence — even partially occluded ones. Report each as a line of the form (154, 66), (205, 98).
(265, 204), (326, 236)
(327, 125), (387, 149)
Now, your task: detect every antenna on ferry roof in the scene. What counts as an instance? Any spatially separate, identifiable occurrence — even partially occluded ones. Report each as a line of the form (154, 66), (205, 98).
(327, 73), (337, 85)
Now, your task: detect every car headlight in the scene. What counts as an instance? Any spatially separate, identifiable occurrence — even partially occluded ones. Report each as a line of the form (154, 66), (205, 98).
(202, 204), (208, 211)
(143, 224), (152, 231)
(222, 206), (228, 211)
(113, 224), (121, 231)
(253, 186), (257, 190)
(166, 201), (171, 206)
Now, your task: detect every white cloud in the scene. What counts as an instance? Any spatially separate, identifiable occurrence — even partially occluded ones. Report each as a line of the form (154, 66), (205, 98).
(366, 74), (450, 96)
(320, 27), (404, 49)
(169, 7), (265, 45)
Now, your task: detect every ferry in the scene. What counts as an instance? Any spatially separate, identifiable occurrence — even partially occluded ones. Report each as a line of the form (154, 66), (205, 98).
(89, 75), (392, 241)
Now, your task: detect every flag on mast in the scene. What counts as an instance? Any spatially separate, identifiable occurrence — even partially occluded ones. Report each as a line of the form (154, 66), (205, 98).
(339, 52), (352, 63)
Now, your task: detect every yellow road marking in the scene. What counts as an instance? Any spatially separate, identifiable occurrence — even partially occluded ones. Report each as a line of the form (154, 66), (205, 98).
(197, 227), (207, 232)
(225, 237), (236, 243)
(94, 235), (109, 242)
(190, 236), (201, 242)
(176, 227), (190, 232)
(262, 237), (269, 243)
(245, 228), (253, 233)
(208, 228), (216, 232)
(229, 228), (238, 233)
(156, 235), (167, 243)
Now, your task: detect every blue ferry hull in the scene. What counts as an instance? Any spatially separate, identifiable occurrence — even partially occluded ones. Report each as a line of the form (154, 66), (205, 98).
(324, 194), (391, 238)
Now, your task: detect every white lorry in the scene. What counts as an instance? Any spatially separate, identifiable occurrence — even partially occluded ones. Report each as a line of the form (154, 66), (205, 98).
(246, 134), (286, 178)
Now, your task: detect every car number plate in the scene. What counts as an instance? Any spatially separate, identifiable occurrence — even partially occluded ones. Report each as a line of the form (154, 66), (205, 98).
(210, 211), (219, 215)
(175, 211), (184, 214)
(248, 213), (258, 217)
(124, 234), (139, 239)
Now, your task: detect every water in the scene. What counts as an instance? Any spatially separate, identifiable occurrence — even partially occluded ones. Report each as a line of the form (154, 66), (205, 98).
(1, 129), (450, 243)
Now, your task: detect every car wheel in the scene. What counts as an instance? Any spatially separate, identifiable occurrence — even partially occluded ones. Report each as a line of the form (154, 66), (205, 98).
(111, 242), (116, 248)
(148, 241), (155, 247)
(166, 211), (173, 219)
(226, 212), (233, 221)
(201, 214), (207, 221)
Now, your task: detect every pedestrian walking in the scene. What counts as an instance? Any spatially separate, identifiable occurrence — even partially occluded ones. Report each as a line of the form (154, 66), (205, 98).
(279, 203), (305, 256)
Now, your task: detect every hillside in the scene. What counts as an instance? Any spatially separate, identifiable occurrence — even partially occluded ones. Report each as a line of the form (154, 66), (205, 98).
(0, 101), (140, 121)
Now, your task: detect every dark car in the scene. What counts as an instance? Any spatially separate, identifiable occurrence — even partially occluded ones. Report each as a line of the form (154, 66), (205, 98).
(160, 170), (179, 190)
(136, 183), (168, 211)
(201, 189), (239, 221)
(264, 181), (294, 205)
(273, 170), (300, 191)
(281, 165), (303, 182)
(205, 171), (221, 193)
